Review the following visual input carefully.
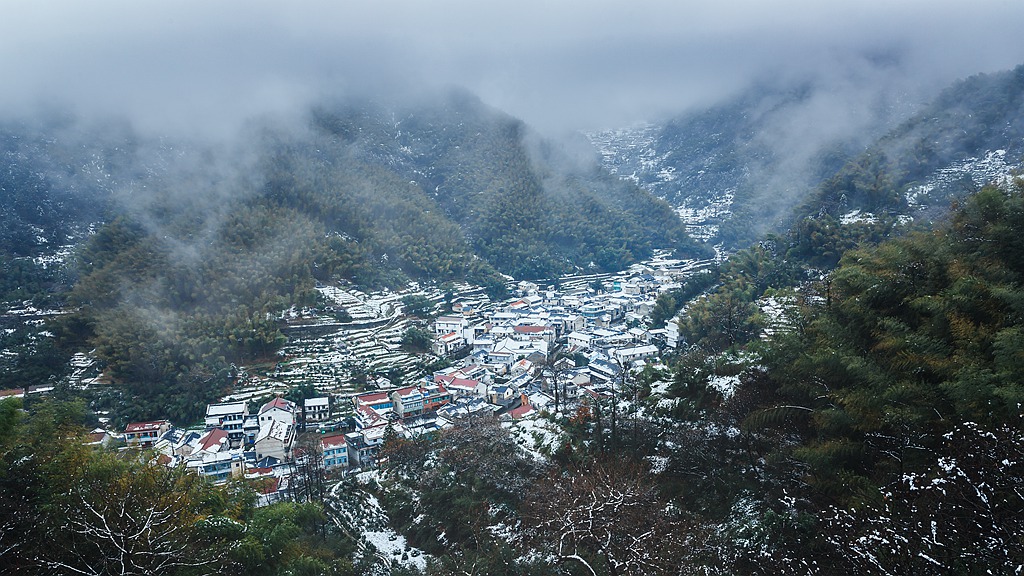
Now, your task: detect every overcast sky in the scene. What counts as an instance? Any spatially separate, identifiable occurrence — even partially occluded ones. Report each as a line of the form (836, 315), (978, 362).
(2, 0), (1023, 137)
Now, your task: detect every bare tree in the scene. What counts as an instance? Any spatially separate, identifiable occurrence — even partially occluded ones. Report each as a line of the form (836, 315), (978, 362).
(546, 346), (572, 416)
(39, 463), (219, 576)
(291, 434), (327, 504)
(521, 456), (708, 576)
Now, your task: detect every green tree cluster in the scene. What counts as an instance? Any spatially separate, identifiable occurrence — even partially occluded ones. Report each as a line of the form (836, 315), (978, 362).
(0, 397), (355, 576)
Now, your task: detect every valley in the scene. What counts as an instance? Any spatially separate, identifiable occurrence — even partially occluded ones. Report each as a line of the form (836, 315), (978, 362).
(2, 62), (1024, 576)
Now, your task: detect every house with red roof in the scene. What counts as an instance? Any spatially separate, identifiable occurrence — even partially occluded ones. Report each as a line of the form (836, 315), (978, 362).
(352, 392), (393, 427)
(354, 391), (393, 412)
(513, 324), (555, 342)
(123, 420), (171, 448)
(508, 402), (536, 421)
(320, 434), (348, 470)
(195, 428), (230, 454)
(435, 375), (484, 398)
(205, 401), (248, 447)
(84, 428), (114, 448)
(391, 383), (452, 418)
(432, 331), (466, 356)
(259, 397), (296, 427)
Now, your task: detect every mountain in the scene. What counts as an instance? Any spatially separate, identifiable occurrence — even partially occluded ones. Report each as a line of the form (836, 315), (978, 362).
(288, 91), (709, 281)
(589, 81), (911, 249)
(806, 64), (1024, 221)
(591, 65), (1024, 251)
(0, 91), (706, 421)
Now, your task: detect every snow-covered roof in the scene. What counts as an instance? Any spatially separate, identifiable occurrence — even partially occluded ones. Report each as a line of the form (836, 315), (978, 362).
(255, 420), (292, 444)
(206, 402), (246, 417)
(197, 428), (229, 453)
(124, 420), (169, 434)
(305, 397), (329, 408)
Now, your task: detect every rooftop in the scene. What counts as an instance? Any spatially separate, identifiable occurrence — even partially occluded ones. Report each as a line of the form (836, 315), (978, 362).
(260, 397), (294, 414)
(124, 420), (169, 434)
(206, 402), (247, 417)
(320, 434), (347, 448)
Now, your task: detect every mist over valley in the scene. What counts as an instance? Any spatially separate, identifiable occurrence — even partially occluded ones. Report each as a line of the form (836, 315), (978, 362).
(3, 2), (1024, 575)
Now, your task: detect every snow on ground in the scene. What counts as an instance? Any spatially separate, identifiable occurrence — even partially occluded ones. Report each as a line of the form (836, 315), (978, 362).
(327, 474), (428, 573)
(2, 302), (63, 317)
(676, 191), (734, 242)
(32, 245), (76, 269)
(759, 294), (799, 337)
(649, 379), (672, 398)
(361, 529), (426, 572)
(906, 149), (1019, 208)
(646, 455), (670, 475)
(267, 283), (439, 394)
(840, 209), (878, 225)
(506, 416), (566, 461)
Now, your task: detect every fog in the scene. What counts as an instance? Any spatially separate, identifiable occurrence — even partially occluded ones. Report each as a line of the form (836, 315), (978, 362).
(2, 0), (1023, 138)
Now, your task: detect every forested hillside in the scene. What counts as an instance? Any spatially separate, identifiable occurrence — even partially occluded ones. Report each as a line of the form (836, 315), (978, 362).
(592, 64), (1024, 251)
(801, 65), (1024, 221)
(0, 398), (359, 575)
(662, 180), (1024, 572)
(1, 92), (704, 422)
(303, 92), (708, 278)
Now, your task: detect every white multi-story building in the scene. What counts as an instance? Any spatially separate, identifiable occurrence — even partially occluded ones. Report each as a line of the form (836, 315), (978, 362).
(304, 397), (330, 426)
(259, 397), (296, 427)
(205, 402), (249, 447)
(613, 344), (659, 365)
(254, 419), (295, 463)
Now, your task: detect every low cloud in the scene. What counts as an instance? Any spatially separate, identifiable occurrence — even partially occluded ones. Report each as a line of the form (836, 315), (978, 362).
(1, 0), (1022, 136)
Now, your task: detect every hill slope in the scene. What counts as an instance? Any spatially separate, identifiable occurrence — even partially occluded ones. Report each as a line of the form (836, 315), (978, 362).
(592, 64), (1024, 250)
(0, 92), (704, 420)
(589, 81), (909, 249)
(806, 64), (1024, 221)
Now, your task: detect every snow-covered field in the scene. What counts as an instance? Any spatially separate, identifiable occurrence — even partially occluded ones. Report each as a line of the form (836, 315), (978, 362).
(906, 149), (1019, 209)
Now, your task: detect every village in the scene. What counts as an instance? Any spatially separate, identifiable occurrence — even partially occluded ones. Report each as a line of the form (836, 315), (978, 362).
(4, 251), (720, 504)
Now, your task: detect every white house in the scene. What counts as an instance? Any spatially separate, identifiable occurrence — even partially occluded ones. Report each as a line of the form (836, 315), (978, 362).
(255, 419), (295, 462)
(259, 397), (296, 427)
(488, 385), (517, 408)
(304, 397), (331, 426)
(432, 331), (466, 356)
(666, 316), (682, 349)
(567, 331), (593, 350)
(185, 450), (244, 484)
(613, 344), (659, 365)
(434, 315), (468, 337)
(205, 402), (249, 447)
(345, 424), (387, 468)
(436, 375), (484, 398)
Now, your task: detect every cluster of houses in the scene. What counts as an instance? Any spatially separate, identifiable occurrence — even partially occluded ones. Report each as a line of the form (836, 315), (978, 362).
(425, 274), (678, 396)
(107, 266), (704, 497)
(120, 395), (343, 498)
(302, 271), (693, 460)
(431, 273), (683, 363)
